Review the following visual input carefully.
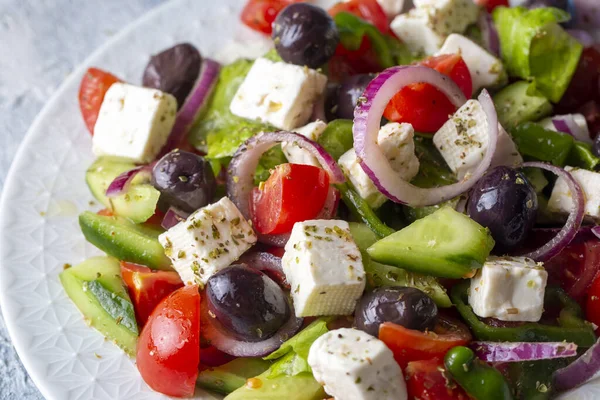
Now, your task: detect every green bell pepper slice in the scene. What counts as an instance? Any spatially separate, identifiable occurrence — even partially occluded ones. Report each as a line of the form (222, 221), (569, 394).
(336, 182), (395, 238)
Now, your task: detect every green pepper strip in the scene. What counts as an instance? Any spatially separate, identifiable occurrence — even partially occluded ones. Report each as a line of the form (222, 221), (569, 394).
(451, 281), (596, 347)
(445, 346), (514, 400)
(336, 183), (395, 238)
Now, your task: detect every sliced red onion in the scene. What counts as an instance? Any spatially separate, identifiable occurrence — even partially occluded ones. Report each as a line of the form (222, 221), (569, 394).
(353, 65), (500, 207)
(227, 131), (345, 221)
(568, 29), (596, 48)
(161, 207), (190, 230)
(200, 295), (302, 357)
(238, 251), (288, 288)
(593, 226), (600, 240)
(105, 166), (144, 197)
(549, 114), (592, 144)
(472, 341), (578, 363)
(520, 162), (585, 262)
(478, 12), (501, 57)
(160, 59), (220, 155)
(554, 337), (600, 392)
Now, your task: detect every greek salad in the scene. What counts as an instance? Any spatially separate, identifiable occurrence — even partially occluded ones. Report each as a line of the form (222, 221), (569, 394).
(62, 0), (600, 398)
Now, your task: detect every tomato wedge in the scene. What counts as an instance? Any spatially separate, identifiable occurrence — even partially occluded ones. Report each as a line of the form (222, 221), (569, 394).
(78, 68), (120, 134)
(384, 54), (472, 133)
(329, 0), (390, 35)
(137, 285), (200, 397)
(250, 163), (330, 234)
(120, 262), (183, 326)
(240, 0), (300, 34)
(405, 358), (470, 400)
(379, 316), (472, 368)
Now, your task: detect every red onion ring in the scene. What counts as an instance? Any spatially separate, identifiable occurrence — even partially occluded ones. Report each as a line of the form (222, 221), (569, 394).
(520, 162), (585, 262)
(105, 166), (144, 197)
(200, 294), (303, 357)
(353, 65), (499, 207)
(550, 115), (592, 144)
(160, 207), (190, 230)
(568, 29), (596, 48)
(471, 341), (578, 363)
(160, 59), (221, 155)
(227, 131), (345, 221)
(554, 337), (600, 392)
(238, 251), (288, 288)
(478, 12), (501, 57)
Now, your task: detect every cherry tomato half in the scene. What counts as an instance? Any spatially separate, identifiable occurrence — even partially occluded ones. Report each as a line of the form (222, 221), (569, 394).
(78, 68), (120, 134)
(384, 54), (473, 133)
(240, 0), (300, 34)
(250, 163), (330, 235)
(329, 0), (390, 35)
(137, 285), (200, 397)
(405, 358), (470, 400)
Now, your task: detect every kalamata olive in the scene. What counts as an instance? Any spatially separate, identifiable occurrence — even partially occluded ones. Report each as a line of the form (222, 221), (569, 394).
(324, 82), (341, 121)
(151, 150), (216, 213)
(206, 265), (291, 342)
(272, 3), (339, 69)
(467, 166), (538, 254)
(354, 286), (438, 337)
(336, 74), (375, 119)
(142, 43), (202, 109)
(593, 132), (600, 157)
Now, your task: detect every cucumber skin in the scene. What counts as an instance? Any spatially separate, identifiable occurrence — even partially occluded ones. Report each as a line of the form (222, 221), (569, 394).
(493, 81), (552, 130)
(59, 256), (137, 357)
(197, 358), (271, 395)
(79, 211), (172, 271)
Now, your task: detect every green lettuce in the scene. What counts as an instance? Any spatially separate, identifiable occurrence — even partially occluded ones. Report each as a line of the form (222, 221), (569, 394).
(493, 6), (582, 102)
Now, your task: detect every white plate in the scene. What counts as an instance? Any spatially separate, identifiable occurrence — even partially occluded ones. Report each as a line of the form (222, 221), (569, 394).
(0, 0), (598, 398)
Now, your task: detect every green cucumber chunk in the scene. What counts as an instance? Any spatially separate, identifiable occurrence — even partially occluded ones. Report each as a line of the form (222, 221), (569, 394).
(224, 371), (325, 400)
(86, 157), (160, 224)
(79, 211), (172, 270)
(197, 358), (271, 395)
(59, 256), (137, 356)
(349, 223), (451, 307)
(367, 207), (495, 278)
(493, 81), (552, 130)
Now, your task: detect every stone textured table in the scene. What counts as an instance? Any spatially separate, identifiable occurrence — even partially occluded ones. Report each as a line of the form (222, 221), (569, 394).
(0, 1), (166, 398)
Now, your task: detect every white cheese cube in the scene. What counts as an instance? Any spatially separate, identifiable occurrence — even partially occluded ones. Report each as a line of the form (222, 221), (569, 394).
(437, 34), (506, 94)
(391, 10), (447, 55)
(433, 99), (523, 180)
(339, 123), (420, 209)
(469, 256), (548, 322)
(308, 328), (407, 400)
(539, 114), (590, 137)
(229, 58), (327, 130)
(377, 0), (406, 17)
(282, 220), (365, 317)
(158, 197), (257, 286)
(413, 0), (479, 35)
(92, 83), (177, 164)
(548, 166), (600, 221)
(281, 120), (328, 167)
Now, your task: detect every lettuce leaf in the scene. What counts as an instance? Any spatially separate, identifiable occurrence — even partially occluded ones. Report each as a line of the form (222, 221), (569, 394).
(493, 6), (582, 103)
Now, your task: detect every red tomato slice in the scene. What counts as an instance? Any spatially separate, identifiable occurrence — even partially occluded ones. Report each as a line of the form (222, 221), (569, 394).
(384, 54), (473, 133)
(405, 358), (470, 400)
(78, 68), (120, 134)
(586, 271), (600, 332)
(137, 285), (200, 397)
(240, 0), (300, 34)
(379, 316), (472, 369)
(250, 163), (330, 235)
(329, 0), (390, 35)
(328, 37), (382, 82)
(474, 0), (509, 13)
(120, 262), (183, 326)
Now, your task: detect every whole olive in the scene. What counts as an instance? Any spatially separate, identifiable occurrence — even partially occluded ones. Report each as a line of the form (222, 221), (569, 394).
(336, 74), (375, 120)
(272, 3), (339, 68)
(354, 286), (438, 337)
(467, 166), (538, 254)
(151, 150), (216, 213)
(142, 43), (202, 109)
(324, 82), (341, 121)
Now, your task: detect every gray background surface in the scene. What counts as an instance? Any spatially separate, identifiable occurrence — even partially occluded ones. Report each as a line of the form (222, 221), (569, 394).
(0, 1), (166, 398)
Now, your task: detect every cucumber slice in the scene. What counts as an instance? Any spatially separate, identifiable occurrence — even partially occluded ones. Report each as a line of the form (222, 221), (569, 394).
(224, 372), (325, 400)
(59, 256), (138, 356)
(86, 157), (160, 223)
(79, 211), (172, 270)
(367, 207), (495, 279)
(493, 81), (552, 130)
(197, 358), (271, 395)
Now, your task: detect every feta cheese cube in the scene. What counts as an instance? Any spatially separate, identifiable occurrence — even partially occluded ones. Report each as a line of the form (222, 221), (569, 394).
(548, 166), (600, 220)
(469, 257), (547, 322)
(281, 120), (328, 167)
(377, 0), (406, 17)
(229, 58), (327, 130)
(433, 100), (523, 180)
(414, 0), (479, 35)
(92, 83), (177, 163)
(158, 197), (257, 285)
(282, 220), (365, 317)
(339, 122), (420, 209)
(437, 34), (506, 94)
(539, 114), (590, 138)
(391, 10), (447, 55)
(308, 328), (408, 400)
